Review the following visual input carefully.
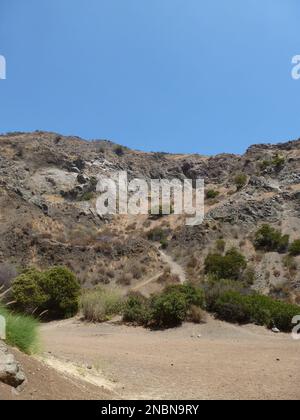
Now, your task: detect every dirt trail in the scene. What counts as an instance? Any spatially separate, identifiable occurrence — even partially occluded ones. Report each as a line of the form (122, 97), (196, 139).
(159, 249), (186, 284)
(39, 317), (300, 400)
(131, 247), (186, 293)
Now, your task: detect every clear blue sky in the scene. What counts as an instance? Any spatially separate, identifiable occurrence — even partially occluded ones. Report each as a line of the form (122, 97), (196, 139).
(0, 0), (300, 154)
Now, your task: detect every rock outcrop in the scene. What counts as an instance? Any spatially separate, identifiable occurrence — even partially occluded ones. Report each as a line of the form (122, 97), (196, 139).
(0, 341), (26, 388)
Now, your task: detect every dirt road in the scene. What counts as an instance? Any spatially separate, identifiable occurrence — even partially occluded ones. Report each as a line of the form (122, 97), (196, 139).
(40, 317), (300, 400)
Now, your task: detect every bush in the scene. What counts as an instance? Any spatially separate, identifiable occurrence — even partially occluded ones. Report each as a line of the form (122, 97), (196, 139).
(204, 279), (246, 312)
(260, 155), (285, 171)
(12, 268), (48, 314)
(123, 292), (151, 325)
(150, 288), (188, 327)
(114, 146), (125, 156)
(0, 306), (39, 354)
(211, 291), (300, 332)
(234, 174), (247, 191)
(81, 287), (123, 322)
(206, 189), (219, 199)
(289, 239), (300, 256)
(40, 267), (80, 318)
(204, 248), (247, 280)
(150, 283), (205, 328)
(12, 266), (80, 319)
(254, 225), (289, 253)
(122, 283), (205, 329)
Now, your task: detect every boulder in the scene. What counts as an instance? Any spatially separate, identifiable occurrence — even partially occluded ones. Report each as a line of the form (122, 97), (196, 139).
(0, 341), (26, 388)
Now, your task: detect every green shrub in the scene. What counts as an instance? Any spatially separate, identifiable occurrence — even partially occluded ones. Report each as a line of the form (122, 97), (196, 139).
(234, 174), (247, 191)
(81, 287), (123, 322)
(12, 268), (48, 314)
(123, 292), (151, 325)
(150, 288), (188, 327)
(206, 189), (219, 199)
(204, 279), (246, 312)
(0, 306), (39, 354)
(254, 225), (289, 253)
(40, 267), (80, 318)
(289, 239), (300, 256)
(260, 154), (285, 171)
(12, 266), (80, 319)
(204, 248), (247, 280)
(150, 283), (205, 328)
(211, 291), (300, 332)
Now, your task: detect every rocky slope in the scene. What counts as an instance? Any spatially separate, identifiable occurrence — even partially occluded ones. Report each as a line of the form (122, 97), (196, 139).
(0, 131), (299, 299)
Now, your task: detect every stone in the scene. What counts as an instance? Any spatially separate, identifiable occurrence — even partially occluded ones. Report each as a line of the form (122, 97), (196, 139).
(0, 341), (26, 388)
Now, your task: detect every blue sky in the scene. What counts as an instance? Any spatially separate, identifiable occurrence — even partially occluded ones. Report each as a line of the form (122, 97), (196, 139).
(0, 0), (300, 154)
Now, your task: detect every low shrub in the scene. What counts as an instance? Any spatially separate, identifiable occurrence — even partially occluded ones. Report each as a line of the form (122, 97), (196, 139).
(289, 239), (300, 256)
(150, 288), (188, 327)
(234, 174), (247, 191)
(12, 266), (80, 319)
(254, 224), (289, 253)
(204, 248), (247, 280)
(123, 292), (151, 325)
(0, 306), (39, 354)
(204, 279), (246, 312)
(81, 287), (123, 322)
(122, 283), (205, 329)
(40, 267), (81, 319)
(12, 268), (48, 314)
(206, 189), (220, 199)
(212, 291), (300, 332)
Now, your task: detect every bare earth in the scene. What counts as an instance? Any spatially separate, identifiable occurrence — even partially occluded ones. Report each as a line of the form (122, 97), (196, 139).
(36, 316), (300, 400)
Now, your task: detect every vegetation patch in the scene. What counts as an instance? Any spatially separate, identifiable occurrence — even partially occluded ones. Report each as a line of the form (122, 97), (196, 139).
(0, 306), (39, 354)
(254, 224), (289, 253)
(204, 248), (247, 280)
(81, 287), (123, 322)
(12, 266), (80, 319)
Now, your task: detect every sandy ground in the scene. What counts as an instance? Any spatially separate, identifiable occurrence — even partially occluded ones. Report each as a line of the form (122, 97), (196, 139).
(37, 316), (300, 400)
(0, 346), (116, 400)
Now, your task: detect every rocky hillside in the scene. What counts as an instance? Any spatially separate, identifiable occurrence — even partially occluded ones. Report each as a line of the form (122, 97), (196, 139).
(0, 131), (299, 300)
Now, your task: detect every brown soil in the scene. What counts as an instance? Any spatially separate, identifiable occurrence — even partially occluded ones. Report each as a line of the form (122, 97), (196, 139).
(37, 316), (300, 400)
(0, 346), (116, 400)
